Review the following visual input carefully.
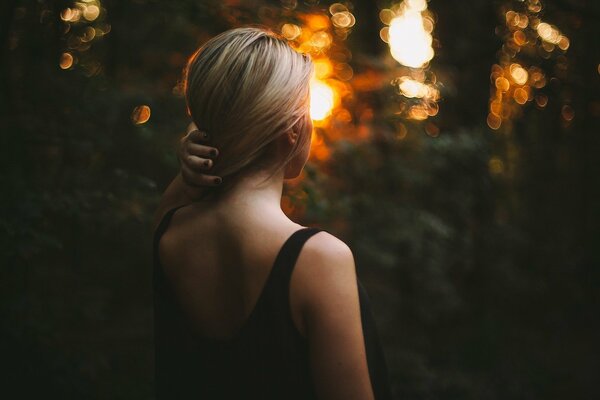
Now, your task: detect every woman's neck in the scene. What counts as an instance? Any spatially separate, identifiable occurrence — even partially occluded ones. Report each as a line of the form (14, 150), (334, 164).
(220, 168), (284, 210)
(195, 167), (294, 228)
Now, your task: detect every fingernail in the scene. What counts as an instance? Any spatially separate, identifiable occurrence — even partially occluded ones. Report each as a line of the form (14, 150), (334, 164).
(210, 149), (218, 157)
(202, 131), (209, 140)
(214, 177), (222, 185)
(204, 160), (211, 168)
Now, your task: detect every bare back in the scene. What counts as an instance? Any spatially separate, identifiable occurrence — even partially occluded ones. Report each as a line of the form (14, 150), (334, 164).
(155, 201), (387, 400)
(157, 202), (308, 340)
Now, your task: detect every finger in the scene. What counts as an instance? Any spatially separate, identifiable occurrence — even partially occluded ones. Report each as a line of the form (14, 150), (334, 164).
(187, 129), (211, 144)
(186, 121), (198, 134)
(183, 154), (213, 171)
(186, 142), (219, 159)
(181, 164), (222, 187)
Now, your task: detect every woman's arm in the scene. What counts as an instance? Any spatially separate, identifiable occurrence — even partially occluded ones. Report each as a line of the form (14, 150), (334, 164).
(296, 233), (376, 400)
(153, 123), (221, 229)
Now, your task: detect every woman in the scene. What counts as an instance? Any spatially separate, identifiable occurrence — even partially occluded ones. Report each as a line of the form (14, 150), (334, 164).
(154, 27), (392, 399)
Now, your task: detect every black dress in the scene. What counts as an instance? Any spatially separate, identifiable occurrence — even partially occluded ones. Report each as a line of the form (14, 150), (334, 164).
(153, 206), (392, 399)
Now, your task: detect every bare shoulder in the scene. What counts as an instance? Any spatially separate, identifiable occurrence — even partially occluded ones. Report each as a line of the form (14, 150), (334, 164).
(299, 231), (353, 263)
(293, 231), (375, 400)
(297, 231), (355, 276)
(293, 231), (358, 312)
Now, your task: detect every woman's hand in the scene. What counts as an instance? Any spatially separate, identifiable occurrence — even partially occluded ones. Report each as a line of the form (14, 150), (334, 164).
(179, 122), (222, 198)
(153, 122), (222, 229)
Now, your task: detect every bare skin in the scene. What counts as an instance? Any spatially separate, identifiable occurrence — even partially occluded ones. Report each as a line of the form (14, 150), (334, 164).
(156, 123), (375, 400)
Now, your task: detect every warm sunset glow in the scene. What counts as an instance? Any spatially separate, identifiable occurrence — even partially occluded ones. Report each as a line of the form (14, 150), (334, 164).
(283, 8), (356, 126)
(313, 59), (333, 79)
(310, 79), (335, 121)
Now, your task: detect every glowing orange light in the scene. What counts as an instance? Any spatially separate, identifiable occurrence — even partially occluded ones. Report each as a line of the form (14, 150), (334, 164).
(313, 59), (333, 79)
(379, 27), (390, 43)
(310, 79), (334, 121)
(329, 3), (348, 15)
(490, 100), (502, 116)
(425, 122), (439, 137)
(281, 23), (302, 40)
(59, 52), (73, 69)
(309, 130), (330, 160)
(487, 113), (502, 130)
(557, 36), (570, 51)
(309, 31), (332, 49)
(331, 11), (355, 28)
(132, 105), (151, 125)
(517, 14), (529, 29)
(495, 77), (510, 92)
(305, 14), (330, 31)
(334, 63), (353, 81)
(80, 26), (96, 42)
(426, 102), (439, 116)
(395, 76), (438, 100)
(535, 94), (548, 108)
(537, 23), (555, 42)
(510, 63), (528, 85)
(379, 9), (394, 25)
(408, 105), (429, 120)
(561, 105), (574, 121)
(505, 11), (517, 26)
(60, 8), (74, 21)
(83, 5), (100, 21)
(536, 21), (568, 48)
(528, 0), (542, 13)
(513, 30), (527, 46)
(513, 88), (528, 104)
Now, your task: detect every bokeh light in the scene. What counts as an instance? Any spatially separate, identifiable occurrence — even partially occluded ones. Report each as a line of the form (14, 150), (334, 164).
(131, 105), (151, 125)
(310, 79), (335, 121)
(383, 1), (440, 122)
(60, 0), (108, 77)
(280, 4), (356, 130)
(281, 23), (302, 40)
(488, 0), (570, 130)
(387, 2), (434, 68)
(59, 52), (74, 69)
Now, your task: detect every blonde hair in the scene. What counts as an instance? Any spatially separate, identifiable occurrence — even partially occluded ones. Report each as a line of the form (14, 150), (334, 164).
(183, 26), (314, 197)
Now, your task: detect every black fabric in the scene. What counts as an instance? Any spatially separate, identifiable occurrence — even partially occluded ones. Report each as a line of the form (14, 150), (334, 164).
(153, 206), (393, 399)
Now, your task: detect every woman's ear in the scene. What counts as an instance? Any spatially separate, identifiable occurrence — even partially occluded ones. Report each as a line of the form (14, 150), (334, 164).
(286, 129), (299, 146)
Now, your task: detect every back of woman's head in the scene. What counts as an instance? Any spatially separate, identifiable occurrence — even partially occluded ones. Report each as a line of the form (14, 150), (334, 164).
(183, 26), (314, 196)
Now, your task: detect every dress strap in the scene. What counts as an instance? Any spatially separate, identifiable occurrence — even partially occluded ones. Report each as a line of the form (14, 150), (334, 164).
(264, 227), (326, 314)
(153, 205), (187, 254)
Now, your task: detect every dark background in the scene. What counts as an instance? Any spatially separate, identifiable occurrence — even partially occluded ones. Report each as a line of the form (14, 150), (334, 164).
(1, 0), (599, 398)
